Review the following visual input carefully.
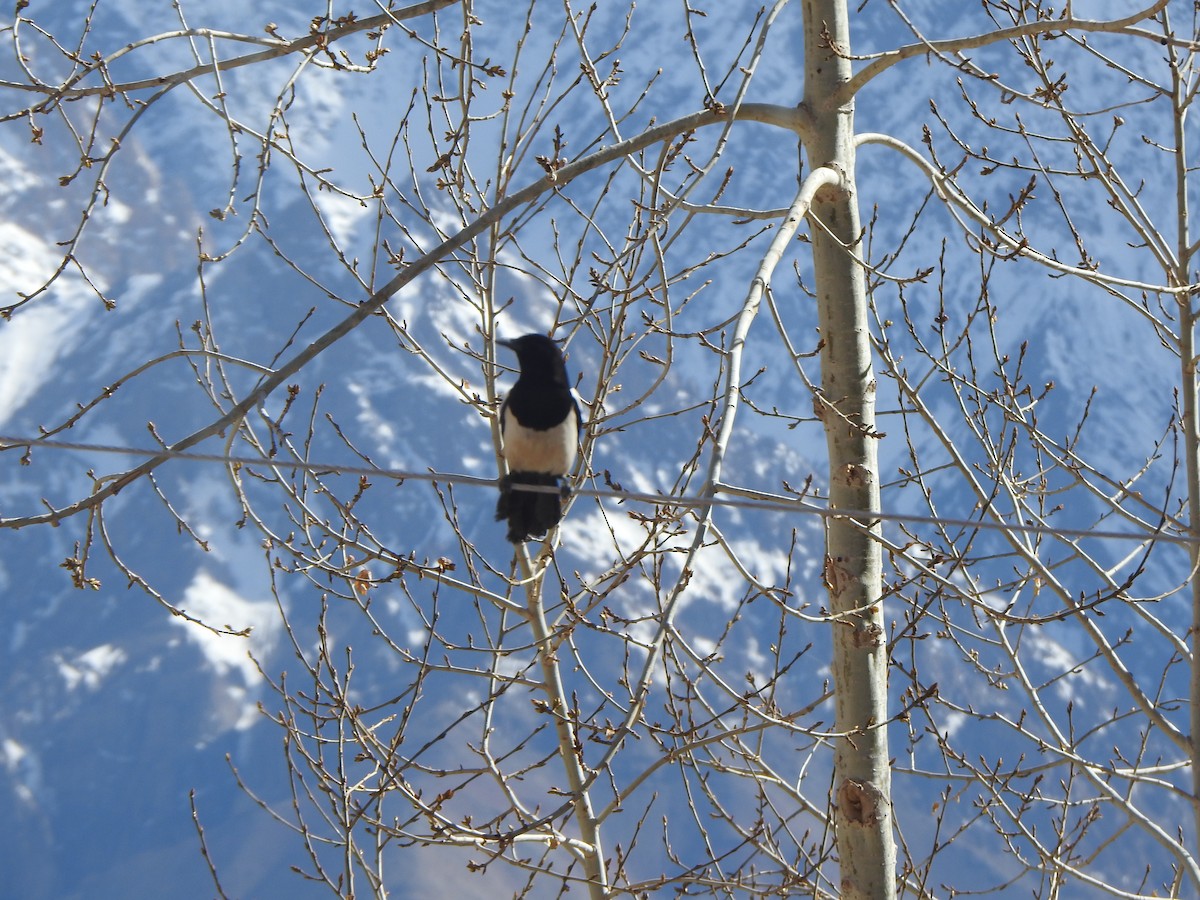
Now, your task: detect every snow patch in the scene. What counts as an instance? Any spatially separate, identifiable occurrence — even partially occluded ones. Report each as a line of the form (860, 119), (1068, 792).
(99, 196), (133, 225)
(56, 643), (127, 691)
(1027, 632), (1106, 703)
(349, 380), (399, 448)
(2, 737), (27, 771)
(0, 223), (99, 426)
(0, 145), (36, 194)
(317, 191), (370, 249)
(119, 272), (164, 311)
(176, 570), (279, 687)
(689, 537), (790, 612)
(2, 738), (40, 806)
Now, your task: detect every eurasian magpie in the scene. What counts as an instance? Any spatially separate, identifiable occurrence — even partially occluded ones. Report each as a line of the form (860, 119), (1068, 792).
(495, 334), (581, 543)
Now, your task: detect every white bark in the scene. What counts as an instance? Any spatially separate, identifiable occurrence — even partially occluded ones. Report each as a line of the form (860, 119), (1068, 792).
(803, 0), (896, 896)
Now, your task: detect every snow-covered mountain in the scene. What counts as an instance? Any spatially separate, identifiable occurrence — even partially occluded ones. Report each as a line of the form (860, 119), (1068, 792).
(0, 2), (1192, 897)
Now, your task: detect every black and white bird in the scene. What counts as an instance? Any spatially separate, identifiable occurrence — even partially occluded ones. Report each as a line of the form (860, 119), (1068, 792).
(495, 334), (581, 543)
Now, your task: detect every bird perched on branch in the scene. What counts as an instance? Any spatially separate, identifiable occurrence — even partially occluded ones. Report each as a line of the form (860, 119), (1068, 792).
(495, 333), (581, 543)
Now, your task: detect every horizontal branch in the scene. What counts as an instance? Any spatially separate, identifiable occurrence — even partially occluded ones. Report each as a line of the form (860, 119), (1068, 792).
(4, 0), (461, 103)
(836, 0), (1169, 107)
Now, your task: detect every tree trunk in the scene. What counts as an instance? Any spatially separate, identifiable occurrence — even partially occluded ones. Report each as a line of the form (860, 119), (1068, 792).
(802, 1), (896, 896)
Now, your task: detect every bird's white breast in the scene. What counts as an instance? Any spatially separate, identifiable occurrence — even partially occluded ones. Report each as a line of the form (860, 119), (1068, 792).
(501, 410), (579, 475)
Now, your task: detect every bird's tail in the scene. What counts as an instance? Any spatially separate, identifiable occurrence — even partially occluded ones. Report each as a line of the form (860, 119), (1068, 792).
(496, 472), (565, 543)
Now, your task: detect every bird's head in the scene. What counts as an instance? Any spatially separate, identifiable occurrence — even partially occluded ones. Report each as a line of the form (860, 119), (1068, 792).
(498, 334), (570, 384)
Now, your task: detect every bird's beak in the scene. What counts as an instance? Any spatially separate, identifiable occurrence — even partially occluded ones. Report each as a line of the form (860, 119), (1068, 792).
(497, 338), (515, 351)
